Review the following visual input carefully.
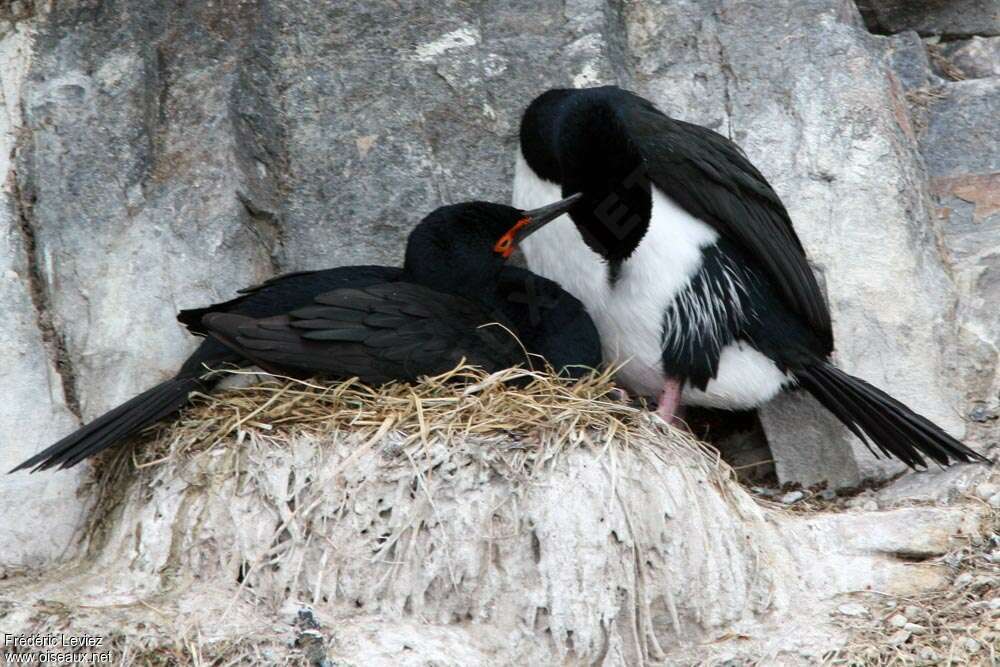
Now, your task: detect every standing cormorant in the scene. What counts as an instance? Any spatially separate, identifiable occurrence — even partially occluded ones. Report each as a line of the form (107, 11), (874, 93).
(513, 86), (984, 469)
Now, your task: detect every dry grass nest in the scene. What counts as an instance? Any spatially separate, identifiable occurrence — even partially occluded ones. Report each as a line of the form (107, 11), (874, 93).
(64, 365), (730, 666)
(111, 364), (726, 482)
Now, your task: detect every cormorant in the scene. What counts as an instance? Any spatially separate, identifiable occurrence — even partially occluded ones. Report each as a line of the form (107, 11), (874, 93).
(13, 195), (601, 473)
(512, 85), (985, 469)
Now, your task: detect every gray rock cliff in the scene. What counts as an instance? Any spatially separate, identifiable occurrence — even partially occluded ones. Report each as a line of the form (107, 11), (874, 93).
(2, 0), (996, 566)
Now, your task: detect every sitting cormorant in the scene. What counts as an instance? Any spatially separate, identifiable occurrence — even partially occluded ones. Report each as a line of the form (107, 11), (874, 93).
(13, 195), (601, 473)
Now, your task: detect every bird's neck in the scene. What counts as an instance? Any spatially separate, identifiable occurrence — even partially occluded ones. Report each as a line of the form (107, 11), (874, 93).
(405, 262), (499, 304)
(523, 91), (652, 264)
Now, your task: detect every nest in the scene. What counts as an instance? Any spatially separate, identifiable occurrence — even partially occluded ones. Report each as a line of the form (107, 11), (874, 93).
(87, 364), (724, 493)
(5, 366), (994, 665)
(56, 365), (771, 666)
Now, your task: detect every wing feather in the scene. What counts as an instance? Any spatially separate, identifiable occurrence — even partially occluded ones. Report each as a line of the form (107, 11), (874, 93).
(202, 282), (525, 383)
(621, 97), (833, 351)
(177, 266), (403, 335)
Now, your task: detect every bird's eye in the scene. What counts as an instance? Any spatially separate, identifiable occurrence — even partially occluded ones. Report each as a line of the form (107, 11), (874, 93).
(493, 234), (515, 258)
(494, 217), (531, 258)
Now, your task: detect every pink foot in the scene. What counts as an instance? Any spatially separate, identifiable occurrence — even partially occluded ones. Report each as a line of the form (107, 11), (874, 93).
(656, 379), (687, 429)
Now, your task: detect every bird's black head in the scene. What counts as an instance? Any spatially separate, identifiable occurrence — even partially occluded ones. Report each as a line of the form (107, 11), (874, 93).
(520, 86), (653, 267)
(519, 88), (575, 184)
(404, 195), (583, 297)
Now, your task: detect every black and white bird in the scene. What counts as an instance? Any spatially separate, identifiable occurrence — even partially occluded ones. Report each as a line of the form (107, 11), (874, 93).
(12, 196), (601, 473)
(513, 85), (985, 469)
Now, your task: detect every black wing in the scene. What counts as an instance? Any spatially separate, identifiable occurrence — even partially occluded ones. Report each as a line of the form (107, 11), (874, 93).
(494, 266), (603, 378)
(201, 282), (526, 384)
(177, 265), (403, 336)
(620, 95), (833, 352)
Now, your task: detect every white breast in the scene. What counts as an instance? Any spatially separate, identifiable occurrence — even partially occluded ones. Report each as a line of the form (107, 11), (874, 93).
(513, 150), (791, 409)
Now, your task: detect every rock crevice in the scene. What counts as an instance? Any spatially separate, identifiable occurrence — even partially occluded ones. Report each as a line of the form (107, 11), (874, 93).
(10, 164), (82, 420)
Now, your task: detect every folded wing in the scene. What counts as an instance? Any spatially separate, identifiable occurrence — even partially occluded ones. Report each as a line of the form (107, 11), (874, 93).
(620, 95), (833, 353)
(201, 282), (526, 383)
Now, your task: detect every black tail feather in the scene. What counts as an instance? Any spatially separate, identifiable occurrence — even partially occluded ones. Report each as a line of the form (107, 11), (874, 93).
(794, 362), (989, 469)
(10, 376), (201, 473)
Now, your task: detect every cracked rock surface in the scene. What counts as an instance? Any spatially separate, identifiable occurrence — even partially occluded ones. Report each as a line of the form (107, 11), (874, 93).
(2, 0), (998, 567)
